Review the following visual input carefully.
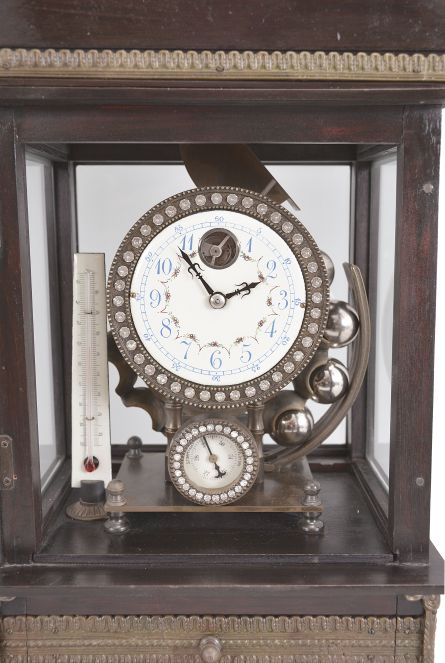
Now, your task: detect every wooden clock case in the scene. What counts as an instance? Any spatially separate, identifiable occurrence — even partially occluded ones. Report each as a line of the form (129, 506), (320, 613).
(0, 2), (444, 660)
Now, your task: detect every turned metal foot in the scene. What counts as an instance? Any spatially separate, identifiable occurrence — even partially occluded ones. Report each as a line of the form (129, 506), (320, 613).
(126, 435), (143, 459)
(66, 479), (107, 521)
(104, 511), (130, 534)
(299, 479), (324, 533)
(104, 479), (130, 534)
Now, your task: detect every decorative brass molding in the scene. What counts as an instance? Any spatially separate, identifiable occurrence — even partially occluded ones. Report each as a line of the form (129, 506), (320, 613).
(405, 595), (441, 663)
(1, 48), (445, 82)
(423, 595), (441, 663)
(0, 614), (425, 662)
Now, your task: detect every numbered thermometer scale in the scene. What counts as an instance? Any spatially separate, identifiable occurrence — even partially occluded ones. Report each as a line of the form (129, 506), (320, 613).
(71, 253), (112, 488)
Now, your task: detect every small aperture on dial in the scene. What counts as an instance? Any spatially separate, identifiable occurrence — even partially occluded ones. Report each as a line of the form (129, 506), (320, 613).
(198, 228), (239, 269)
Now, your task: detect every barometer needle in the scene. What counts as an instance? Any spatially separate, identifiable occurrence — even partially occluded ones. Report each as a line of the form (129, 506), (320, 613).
(203, 436), (227, 479)
(178, 248), (215, 296)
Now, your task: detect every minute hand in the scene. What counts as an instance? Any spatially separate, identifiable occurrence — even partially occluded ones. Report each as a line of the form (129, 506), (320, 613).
(225, 281), (261, 299)
(178, 248), (214, 296)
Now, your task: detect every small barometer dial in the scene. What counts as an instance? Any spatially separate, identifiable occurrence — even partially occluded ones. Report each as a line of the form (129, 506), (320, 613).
(168, 419), (259, 505)
(108, 187), (330, 408)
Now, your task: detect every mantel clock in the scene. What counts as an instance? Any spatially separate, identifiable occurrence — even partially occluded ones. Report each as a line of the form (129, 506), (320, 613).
(0, 2), (443, 660)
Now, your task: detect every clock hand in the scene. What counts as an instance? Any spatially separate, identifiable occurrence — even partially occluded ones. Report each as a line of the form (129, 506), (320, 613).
(225, 281), (262, 300)
(178, 248), (214, 296)
(203, 436), (227, 479)
(217, 234), (230, 249)
(203, 436), (213, 456)
(213, 462), (227, 479)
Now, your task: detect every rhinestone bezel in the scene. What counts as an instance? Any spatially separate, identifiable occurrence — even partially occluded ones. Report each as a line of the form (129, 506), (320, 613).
(168, 418), (259, 506)
(107, 186), (329, 410)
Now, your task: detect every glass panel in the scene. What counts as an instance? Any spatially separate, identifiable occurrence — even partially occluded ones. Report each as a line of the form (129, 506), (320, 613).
(366, 156), (397, 487)
(76, 165), (195, 445)
(76, 163), (351, 446)
(26, 158), (63, 488)
(268, 165), (351, 446)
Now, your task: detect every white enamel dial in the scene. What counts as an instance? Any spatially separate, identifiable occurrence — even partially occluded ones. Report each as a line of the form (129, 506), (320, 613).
(168, 419), (259, 505)
(130, 210), (305, 387)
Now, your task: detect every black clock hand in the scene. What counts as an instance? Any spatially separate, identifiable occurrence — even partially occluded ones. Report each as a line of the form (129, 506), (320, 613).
(203, 436), (213, 456)
(225, 281), (262, 300)
(213, 462), (227, 479)
(178, 248), (215, 296)
(203, 436), (227, 478)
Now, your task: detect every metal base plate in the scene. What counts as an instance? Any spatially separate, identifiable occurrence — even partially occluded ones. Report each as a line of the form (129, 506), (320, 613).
(108, 453), (322, 513)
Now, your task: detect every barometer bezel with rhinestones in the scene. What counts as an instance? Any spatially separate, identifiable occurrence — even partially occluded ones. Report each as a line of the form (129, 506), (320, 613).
(168, 418), (259, 505)
(107, 186), (329, 409)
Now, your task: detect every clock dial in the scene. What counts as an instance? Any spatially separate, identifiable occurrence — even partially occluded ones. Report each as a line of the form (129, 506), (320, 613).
(108, 187), (329, 408)
(168, 419), (259, 505)
(130, 211), (305, 387)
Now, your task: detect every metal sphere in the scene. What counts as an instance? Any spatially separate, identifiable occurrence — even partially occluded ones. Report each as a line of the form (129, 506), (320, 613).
(323, 300), (359, 348)
(309, 358), (349, 404)
(321, 251), (335, 285)
(272, 407), (314, 448)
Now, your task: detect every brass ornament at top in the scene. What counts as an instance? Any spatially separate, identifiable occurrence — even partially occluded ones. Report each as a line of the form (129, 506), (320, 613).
(1, 48), (445, 82)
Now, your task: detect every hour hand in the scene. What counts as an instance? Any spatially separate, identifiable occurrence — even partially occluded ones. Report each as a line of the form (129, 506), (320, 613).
(214, 462), (227, 479)
(225, 281), (261, 300)
(178, 248), (214, 296)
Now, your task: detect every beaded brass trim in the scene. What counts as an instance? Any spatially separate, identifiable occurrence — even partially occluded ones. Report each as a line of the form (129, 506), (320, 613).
(1, 48), (445, 81)
(0, 614), (426, 662)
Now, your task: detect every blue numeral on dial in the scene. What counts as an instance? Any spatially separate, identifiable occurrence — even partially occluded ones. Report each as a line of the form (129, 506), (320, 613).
(210, 349), (222, 370)
(160, 318), (172, 338)
(156, 258), (173, 276)
(180, 339), (192, 359)
(265, 318), (277, 338)
(240, 343), (252, 363)
(278, 289), (289, 310)
(149, 289), (161, 308)
(180, 234), (194, 251)
(266, 259), (277, 279)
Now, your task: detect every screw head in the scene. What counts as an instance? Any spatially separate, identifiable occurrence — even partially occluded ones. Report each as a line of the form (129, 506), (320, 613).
(209, 292), (226, 309)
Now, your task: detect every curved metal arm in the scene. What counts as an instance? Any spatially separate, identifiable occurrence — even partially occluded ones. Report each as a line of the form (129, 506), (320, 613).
(264, 263), (370, 471)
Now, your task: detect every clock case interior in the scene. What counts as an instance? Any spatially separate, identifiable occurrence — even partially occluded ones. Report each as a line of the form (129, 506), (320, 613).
(1, 127), (442, 607)
(101, 179), (367, 525)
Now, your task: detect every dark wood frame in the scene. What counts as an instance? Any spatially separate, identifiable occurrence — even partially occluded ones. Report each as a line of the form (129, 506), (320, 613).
(1, 0), (445, 53)
(0, 82), (442, 611)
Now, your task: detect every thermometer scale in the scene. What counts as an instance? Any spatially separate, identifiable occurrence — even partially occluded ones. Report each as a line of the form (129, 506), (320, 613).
(71, 253), (112, 487)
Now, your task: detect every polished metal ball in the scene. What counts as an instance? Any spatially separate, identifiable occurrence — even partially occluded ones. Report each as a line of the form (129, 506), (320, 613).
(321, 251), (335, 285)
(272, 407), (314, 448)
(309, 358), (349, 404)
(323, 300), (359, 348)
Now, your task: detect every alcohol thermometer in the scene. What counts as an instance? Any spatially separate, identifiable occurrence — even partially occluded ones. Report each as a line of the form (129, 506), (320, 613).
(71, 253), (112, 487)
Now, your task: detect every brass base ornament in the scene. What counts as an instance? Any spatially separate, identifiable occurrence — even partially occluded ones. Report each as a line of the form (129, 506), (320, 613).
(0, 606), (439, 662)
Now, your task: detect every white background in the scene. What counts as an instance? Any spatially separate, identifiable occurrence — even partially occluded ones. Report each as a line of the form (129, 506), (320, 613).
(431, 109), (445, 654)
